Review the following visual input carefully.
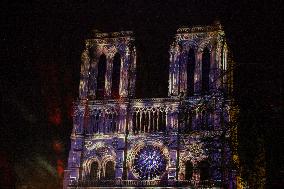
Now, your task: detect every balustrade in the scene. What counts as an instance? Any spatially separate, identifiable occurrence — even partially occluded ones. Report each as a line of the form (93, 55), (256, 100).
(132, 107), (167, 134)
(83, 108), (120, 135)
(70, 179), (220, 187)
(76, 98), (218, 135)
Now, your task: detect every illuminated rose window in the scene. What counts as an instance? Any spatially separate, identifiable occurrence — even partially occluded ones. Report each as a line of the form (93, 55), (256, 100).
(133, 145), (167, 180)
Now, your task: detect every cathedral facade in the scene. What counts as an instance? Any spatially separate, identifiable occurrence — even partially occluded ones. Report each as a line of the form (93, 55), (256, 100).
(64, 23), (237, 188)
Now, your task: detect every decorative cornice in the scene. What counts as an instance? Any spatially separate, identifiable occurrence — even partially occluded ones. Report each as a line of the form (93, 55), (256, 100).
(85, 31), (134, 47)
(73, 95), (228, 107)
(177, 24), (222, 34)
(92, 30), (134, 39)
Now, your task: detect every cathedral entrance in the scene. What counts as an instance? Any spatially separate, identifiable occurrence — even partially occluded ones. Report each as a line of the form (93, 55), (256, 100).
(199, 161), (210, 181)
(185, 160), (193, 180)
(104, 161), (115, 180)
(90, 161), (99, 180)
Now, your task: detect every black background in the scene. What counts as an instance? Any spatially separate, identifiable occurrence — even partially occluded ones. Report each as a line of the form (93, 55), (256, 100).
(1, 0), (283, 188)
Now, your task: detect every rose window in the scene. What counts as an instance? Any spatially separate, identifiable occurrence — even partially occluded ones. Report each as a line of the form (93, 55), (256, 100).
(133, 145), (167, 180)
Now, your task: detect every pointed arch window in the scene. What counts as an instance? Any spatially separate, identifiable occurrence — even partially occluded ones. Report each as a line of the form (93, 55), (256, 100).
(202, 48), (210, 94)
(88, 46), (97, 97)
(187, 49), (195, 96)
(96, 54), (107, 99)
(111, 53), (121, 99)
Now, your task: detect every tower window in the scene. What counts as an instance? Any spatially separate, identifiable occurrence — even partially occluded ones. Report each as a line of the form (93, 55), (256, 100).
(187, 49), (195, 96)
(111, 53), (121, 99)
(202, 48), (210, 94)
(96, 54), (107, 99)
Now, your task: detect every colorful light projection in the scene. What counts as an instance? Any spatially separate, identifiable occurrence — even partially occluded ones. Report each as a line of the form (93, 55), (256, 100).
(79, 31), (136, 100)
(64, 24), (239, 188)
(133, 145), (167, 180)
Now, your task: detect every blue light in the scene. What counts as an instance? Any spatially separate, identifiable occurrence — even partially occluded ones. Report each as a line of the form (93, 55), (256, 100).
(133, 146), (166, 180)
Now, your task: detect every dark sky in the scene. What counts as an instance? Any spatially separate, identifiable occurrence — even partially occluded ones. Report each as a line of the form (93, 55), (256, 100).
(1, 0), (283, 188)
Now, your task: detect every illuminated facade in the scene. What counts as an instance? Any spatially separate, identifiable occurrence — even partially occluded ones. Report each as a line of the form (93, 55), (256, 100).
(64, 23), (237, 188)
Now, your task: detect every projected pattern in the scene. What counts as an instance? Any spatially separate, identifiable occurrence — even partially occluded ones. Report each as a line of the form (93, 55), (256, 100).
(133, 145), (167, 180)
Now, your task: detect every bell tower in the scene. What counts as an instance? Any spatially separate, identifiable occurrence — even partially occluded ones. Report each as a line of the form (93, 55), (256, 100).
(79, 30), (136, 100)
(64, 30), (137, 188)
(168, 22), (231, 97)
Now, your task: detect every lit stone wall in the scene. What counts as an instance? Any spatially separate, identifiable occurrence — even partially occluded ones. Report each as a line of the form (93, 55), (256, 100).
(64, 23), (237, 189)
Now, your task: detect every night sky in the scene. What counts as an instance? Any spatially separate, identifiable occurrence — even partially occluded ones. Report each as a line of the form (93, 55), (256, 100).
(1, 0), (283, 188)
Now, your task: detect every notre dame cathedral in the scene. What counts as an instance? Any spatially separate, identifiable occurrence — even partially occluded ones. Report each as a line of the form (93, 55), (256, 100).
(63, 22), (239, 188)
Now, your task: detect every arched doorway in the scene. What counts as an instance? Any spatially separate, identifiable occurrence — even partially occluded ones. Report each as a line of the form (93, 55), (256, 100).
(104, 161), (115, 180)
(185, 160), (193, 180)
(90, 161), (99, 180)
(198, 160), (210, 181)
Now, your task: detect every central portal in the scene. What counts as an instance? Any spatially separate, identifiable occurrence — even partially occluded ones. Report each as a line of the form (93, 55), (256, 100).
(133, 145), (167, 180)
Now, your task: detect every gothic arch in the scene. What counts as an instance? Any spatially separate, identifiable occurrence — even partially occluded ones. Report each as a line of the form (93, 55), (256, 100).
(96, 54), (107, 99)
(185, 160), (193, 180)
(197, 39), (214, 53)
(101, 156), (116, 179)
(111, 52), (121, 99)
(80, 48), (90, 74)
(198, 160), (210, 181)
(104, 161), (116, 180)
(79, 49), (91, 98)
(187, 48), (196, 96)
(89, 45), (97, 60)
(82, 156), (101, 179)
(183, 41), (198, 52)
(201, 47), (210, 94)
(179, 157), (194, 181)
(90, 161), (100, 180)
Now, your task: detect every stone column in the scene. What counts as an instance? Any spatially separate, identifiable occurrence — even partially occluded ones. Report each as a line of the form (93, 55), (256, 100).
(64, 134), (84, 188)
(79, 48), (90, 99)
(120, 51), (129, 98)
(120, 106), (127, 134)
(105, 54), (114, 98)
(128, 110), (134, 134)
(168, 44), (175, 96)
(129, 45), (137, 97)
(166, 108), (171, 132)
(194, 51), (202, 94)
(179, 50), (188, 95)
(169, 43), (181, 96)
(115, 150), (124, 179)
(209, 47), (217, 93)
(168, 149), (178, 180)
(88, 51), (98, 99)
